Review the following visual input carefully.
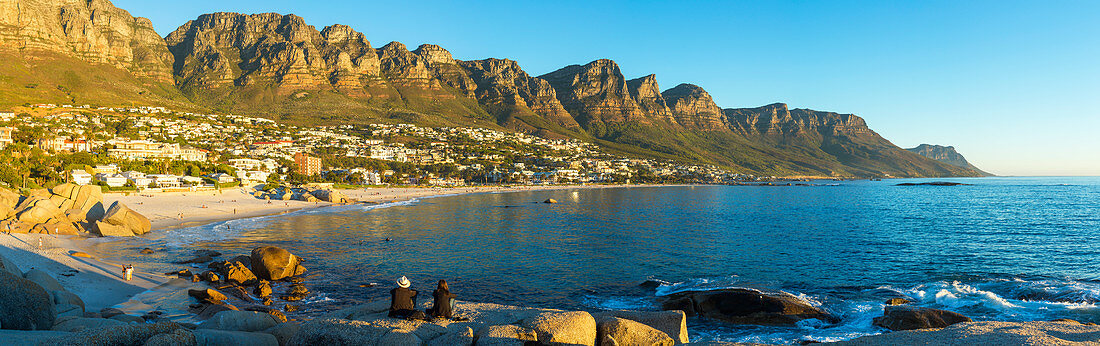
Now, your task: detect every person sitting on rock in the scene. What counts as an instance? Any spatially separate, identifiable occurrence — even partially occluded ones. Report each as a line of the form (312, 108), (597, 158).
(426, 279), (457, 319)
(388, 276), (424, 320)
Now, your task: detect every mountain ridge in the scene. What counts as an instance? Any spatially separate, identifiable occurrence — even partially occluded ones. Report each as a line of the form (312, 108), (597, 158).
(0, 1), (986, 178)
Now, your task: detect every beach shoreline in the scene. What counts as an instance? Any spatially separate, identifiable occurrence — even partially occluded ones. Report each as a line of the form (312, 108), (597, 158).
(0, 183), (670, 317)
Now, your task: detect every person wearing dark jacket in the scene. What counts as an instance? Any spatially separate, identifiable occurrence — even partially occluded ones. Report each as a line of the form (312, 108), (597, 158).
(389, 276), (421, 319)
(427, 279), (457, 319)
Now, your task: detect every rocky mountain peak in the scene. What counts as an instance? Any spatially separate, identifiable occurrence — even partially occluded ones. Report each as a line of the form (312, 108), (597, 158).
(320, 24), (368, 46)
(540, 59), (646, 127)
(626, 74), (672, 121)
(662, 84), (726, 129)
(0, 0), (174, 81)
(413, 44), (455, 66)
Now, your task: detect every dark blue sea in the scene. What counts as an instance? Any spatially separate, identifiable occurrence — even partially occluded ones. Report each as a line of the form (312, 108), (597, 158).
(96, 177), (1100, 343)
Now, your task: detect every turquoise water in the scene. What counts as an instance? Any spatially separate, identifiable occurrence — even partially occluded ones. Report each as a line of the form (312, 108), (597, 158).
(100, 177), (1100, 343)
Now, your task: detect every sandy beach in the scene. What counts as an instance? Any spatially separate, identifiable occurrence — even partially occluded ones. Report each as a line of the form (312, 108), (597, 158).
(103, 184), (643, 231)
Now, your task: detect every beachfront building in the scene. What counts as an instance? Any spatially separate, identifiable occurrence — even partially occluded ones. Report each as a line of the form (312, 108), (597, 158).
(0, 111), (14, 121)
(0, 127), (13, 149)
(94, 165), (120, 175)
(122, 171), (154, 188)
(228, 158), (279, 173)
(207, 173), (235, 184)
(71, 170), (92, 185)
(237, 170), (271, 183)
(94, 173), (128, 187)
(107, 139), (207, 162)
(37, 136), (94, 153)
(294, 152), (322, 176)
(146, 174), (182, 188)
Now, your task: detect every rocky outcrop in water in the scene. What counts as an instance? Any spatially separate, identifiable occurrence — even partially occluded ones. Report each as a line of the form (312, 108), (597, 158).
(659, 288), (836, 326)
(872, 305), (972, 331)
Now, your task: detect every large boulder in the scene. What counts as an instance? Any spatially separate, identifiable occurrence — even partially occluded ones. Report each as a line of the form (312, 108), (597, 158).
(250, 246), (306, 281)
(48, 321), (185, 345)
(521, 310), (597, 346)
(101, 201), (151, 235)
(92, 221), (134, 237)
(288, 318), (392, 345)
(475, 324), (539, 346)
(51, 290), (86, 312)
(194, 329), (279, 346)
(51, 317), (127, 332)
(0, 330), (73, 345)
(660, 288), (835, 326)
(198, 310), (280, 332)
(872, 305), (972, 331)
(143, 328), (197, 346)
(0, 252), (22, 275)
(23, 269), (64, 292)
(597, 317), (674, 346)
(0, 188), (19, 219)
(0, 270), (55, 330)
(14, 197), (62, 224)
(220, 261), (259, 285)
(593, 310), (688, 344)
(310, 190), (347, 203)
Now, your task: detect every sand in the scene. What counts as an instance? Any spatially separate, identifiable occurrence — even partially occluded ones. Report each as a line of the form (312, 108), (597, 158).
(0, 233), (169, 312)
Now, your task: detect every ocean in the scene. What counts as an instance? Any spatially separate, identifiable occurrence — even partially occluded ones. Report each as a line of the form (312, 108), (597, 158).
(93, 177), (1100, 343)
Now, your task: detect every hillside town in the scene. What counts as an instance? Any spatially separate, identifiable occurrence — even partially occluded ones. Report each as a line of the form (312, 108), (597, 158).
(0, 104), (750, 192)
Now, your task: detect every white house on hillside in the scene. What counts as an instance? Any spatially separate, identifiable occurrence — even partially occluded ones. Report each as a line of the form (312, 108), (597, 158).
(71, 170), (92, 185)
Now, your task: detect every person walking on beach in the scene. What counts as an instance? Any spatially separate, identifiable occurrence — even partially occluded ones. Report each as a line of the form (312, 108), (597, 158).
(388, 276), (424, 320)
(426, 279), (457, 319)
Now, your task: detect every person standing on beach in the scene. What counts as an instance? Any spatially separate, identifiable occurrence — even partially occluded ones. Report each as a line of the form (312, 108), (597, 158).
(388, 276), (423, 319)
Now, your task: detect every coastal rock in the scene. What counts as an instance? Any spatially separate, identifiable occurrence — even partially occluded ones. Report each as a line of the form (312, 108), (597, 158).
(0, 330), (74, 344)
(192, 303), (240, 320)
(109, 314), (145, 323)
(56, 304), (84, 319)
(250, 246), (306, 281)
(188, 289), (228, 302)
(263, 322), (302, 346)
(92, 221), (134, 237)
(140, 248), (155, 254)
(872, 305), (972, 331)
(14, 197), (62, 224)
(23, 269), (64, 292)
(475, 324), (539, 345)
(544, 198), (558, 204)
(49, 321), (186, 345)
(0, 270), (56, 330)
(51, 290), (86, 312)
(51, 317), (126, 332)
(593, 310), (688, 344)
(521, 310), (597, 346)
(288, 318), (392, 345)
(198, 310), (279, 332)
(101, 201), (151, 235)
(253, 281), (273, 298)
(194, 329), (279, 346)
(427, 325), (473, 346)
(597, 317), (674, 346)
(143, 328), (197, 346)
(220, 261), (258, 285)
(0, 252), (21, 275)
(659, 288), (834, 326)
(99, 308), (125, 318)
(885, 298), (912, 306)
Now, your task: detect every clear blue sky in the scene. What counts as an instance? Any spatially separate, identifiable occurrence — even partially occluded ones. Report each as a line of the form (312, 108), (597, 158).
(114, 0), (1100, 176)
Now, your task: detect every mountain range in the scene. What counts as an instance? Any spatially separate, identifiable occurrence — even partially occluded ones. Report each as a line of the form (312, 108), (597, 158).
(0, 0), (988, 177)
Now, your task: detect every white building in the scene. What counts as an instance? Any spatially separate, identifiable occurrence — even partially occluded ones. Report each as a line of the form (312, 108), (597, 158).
(207, 173), (236, 183)
(108, 139), (207, 161)
(146, 174), (182, 188)
(94, 173), (127, 187)
(71, 170), (92, 185)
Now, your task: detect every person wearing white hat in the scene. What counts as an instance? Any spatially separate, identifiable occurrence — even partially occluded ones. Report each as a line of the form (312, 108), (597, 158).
(388, 276), (422, 319)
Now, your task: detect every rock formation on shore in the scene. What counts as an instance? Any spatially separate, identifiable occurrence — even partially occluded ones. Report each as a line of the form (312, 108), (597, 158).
(0, 184), (148, 237)
(659, 288), (836, 326)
